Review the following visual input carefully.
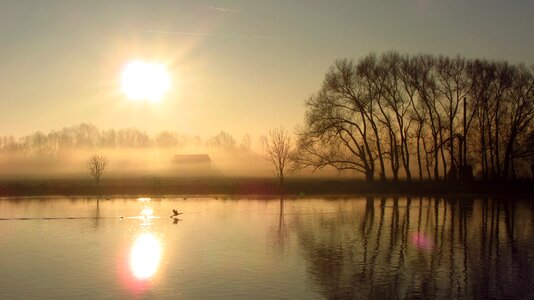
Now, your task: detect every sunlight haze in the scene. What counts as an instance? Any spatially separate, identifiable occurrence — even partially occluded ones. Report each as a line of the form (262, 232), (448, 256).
(0, 0), (533, 137)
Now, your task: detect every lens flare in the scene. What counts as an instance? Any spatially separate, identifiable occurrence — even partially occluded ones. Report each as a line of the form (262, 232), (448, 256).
(411, 232), (433, 250)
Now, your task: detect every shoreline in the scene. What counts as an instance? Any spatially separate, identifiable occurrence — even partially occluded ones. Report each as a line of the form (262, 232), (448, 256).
(0, 177), (533, 198)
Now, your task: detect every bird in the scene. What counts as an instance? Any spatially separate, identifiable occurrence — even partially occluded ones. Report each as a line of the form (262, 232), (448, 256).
(170, 209), (183, 218)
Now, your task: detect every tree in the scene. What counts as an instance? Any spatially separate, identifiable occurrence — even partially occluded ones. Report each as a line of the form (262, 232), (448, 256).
(295, 52), (534, 181)
(264, 127), (293, 184)
(207, 131), (236, 152)
(295, 59), (379, 181)
(501, 65), (534, 179)
(88, 154), (108, 185)
(434, 56), (471, 180)
(117, 128), (151, 148)
(156, 131), (179, 148)
(240, 134), (252, 152)
(375, 52), (414, 181)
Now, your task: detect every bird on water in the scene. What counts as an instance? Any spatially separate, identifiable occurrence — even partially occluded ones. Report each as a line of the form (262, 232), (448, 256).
(170, 209), (183, 218)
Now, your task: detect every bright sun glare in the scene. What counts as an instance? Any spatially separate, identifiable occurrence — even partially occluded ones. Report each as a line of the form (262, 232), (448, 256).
(120, 60), (171, 102)
(130, 233), (162, 279)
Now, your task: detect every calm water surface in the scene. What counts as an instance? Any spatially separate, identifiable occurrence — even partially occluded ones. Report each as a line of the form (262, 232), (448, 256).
(0, 196), (533, 299)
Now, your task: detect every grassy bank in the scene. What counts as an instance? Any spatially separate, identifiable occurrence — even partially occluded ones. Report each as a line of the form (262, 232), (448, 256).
(0, 177), (533, 197)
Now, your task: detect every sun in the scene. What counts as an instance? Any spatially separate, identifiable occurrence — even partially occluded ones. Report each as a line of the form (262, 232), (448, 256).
(120, 60), (171, 102)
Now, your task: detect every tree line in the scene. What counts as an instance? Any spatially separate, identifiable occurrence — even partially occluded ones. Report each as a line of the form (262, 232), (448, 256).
(0, 123), (253, 159)
(294, 52), (534, 181)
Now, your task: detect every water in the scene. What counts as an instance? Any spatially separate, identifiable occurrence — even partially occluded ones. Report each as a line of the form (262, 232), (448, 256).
(0, 196), (533, 299)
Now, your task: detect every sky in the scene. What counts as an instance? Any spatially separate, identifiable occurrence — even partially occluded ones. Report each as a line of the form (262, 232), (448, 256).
(0, 0), (533, 138)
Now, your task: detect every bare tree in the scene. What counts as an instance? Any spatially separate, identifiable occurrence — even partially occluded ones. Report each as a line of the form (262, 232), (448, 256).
(410, 54), (444, 180)
(434, 56), (471, 180)
(88, 154), (108, 185)
(207, 131), (237, 152)
(156, 131), (179, 148)
(264, 127), (293, 184)
(377, 52), (414, 181)
(502, 64), (534, 178)
(240, 134), (252, 152)
(295, 59), (379, 182)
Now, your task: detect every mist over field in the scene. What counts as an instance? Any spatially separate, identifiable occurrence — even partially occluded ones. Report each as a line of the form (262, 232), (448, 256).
(0, 123), (339, 180)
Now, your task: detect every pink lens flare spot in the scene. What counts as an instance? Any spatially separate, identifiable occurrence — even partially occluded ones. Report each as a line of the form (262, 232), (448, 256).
(411, 232), (433, 250)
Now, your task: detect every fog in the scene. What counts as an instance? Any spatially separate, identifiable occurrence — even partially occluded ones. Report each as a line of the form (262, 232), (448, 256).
(0, 123), (341, 180)
(0, 149), (264, 179)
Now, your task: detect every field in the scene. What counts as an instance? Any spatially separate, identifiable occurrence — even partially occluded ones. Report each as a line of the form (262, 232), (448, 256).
(1, 177), (533, 197)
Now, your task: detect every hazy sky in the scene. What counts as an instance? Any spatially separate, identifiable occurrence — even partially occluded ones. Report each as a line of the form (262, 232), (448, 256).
(1, 0), (533, 138)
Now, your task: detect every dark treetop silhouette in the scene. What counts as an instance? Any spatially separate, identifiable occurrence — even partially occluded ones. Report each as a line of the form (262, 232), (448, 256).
(294, 52), (534, 182)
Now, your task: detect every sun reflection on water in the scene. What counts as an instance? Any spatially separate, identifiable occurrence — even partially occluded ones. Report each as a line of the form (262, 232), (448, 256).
(141, 208), (154, 216)
(130, 232), (162, 280)
(137, 197), (151, 203)
(121, 197), (164, 288)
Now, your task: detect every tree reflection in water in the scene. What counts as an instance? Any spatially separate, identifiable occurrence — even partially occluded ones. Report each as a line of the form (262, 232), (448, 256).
(293, 197), (534, 299)
(270, 198), (289, 255)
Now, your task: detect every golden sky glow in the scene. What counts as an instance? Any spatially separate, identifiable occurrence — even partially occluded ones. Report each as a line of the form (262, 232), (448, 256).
(0, 1), (533, 137)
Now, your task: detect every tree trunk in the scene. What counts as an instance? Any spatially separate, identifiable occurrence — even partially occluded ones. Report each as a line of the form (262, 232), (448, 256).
(488, 116), (495, 179)
(416, 129), (423, 181)
(422, 137), (432, 180)
(495, 113), (501, 179)
(502, 133), (516, 180)
(480, 110), (488, 180)
(365, 170), (374, 182)
(449, 112), (455, 178)
(463, 97), (468, 165)
(402, 139), (412, 181)
(439, 132), (448, 180)
(390, 132), (399, 182)
(371, 121), (387, 182)
(433, 134), (440, 181)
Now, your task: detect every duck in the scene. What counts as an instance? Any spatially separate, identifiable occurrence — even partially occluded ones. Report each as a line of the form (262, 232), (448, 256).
(170, 209), (183, 218)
